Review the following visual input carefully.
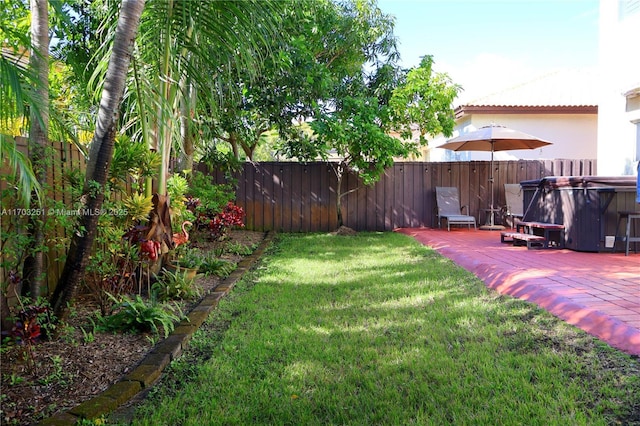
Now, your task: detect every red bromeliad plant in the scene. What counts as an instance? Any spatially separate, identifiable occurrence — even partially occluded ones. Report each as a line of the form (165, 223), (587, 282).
(208, 202), (245, 241)
(10, 303), (51, 372)
(10, 305), (47, 345)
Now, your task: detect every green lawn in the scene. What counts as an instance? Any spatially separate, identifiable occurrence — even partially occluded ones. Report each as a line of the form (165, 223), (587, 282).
(126, 232), (640, 426)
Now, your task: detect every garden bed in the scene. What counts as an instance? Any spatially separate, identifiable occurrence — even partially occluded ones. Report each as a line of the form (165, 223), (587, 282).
(0, 230), (265, 426)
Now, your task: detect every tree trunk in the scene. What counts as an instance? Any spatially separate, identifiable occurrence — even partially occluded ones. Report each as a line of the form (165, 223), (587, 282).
(177, 79), (196, 174)
(50, 0), (145, 323)
(22, 0), (49, 299)
(335, 164), (344, 228)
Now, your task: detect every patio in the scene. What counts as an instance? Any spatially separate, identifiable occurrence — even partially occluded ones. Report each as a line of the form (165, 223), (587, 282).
(396, 227), (640, 356)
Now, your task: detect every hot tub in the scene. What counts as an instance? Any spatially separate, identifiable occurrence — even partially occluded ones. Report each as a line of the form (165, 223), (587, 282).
(520, 176), (638, 252)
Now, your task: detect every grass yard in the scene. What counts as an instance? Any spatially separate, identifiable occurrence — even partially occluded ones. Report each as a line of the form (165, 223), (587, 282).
(125, 232), (640, 425)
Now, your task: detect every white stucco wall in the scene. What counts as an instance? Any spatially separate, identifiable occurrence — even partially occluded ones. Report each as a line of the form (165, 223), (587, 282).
(597, 0), (640, 175)
(428, 113), (597, 162)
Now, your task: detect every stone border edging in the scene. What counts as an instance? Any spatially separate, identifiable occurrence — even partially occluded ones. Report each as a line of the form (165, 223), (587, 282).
(38, 232), (274, 426)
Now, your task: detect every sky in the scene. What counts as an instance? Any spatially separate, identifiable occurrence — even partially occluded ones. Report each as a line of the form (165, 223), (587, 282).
(376, 0), (600, 104)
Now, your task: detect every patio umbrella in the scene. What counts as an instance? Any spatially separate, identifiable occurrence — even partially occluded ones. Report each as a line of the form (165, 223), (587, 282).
(440, 124), (553, 230)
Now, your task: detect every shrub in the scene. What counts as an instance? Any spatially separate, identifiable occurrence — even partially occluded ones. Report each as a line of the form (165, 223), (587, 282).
(187, 171), (236, 229)
(208, 202), (245, 241)
(173, 246), (203, 269)
(224, 241), (256, 256)
(152, 268), (201, 302)
(197, 253), (236, 277)
(95, 294), (182, 338)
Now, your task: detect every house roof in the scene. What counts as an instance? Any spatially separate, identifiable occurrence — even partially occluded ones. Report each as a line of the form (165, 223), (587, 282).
(454, 68), (599, 119)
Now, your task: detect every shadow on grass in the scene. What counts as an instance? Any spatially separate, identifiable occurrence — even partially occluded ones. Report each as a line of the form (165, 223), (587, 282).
(128, 232), (640, 426)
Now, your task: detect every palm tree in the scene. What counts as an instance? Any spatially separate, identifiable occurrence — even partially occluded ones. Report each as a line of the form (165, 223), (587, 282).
(51, 0), (146, 322)
(118, 0), (283, 194)
(23, 0), (50, 299)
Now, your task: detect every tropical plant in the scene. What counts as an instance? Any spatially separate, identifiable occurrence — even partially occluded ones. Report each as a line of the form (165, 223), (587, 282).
(172, 246), (202, 269)
(85, 221), (140, 315)
(95, 293), (182, 338)
(153, 268), (200, 302)
(50, 0), (146, 323)
(197, 254), (236, 278)
(122, 192), (153, 224)
(207, 202), (245, 241)
(7, 296), (57, 372)
(107, 0), (285, 195)
(166, 173), (194, 232)
(224, 241), (256, 257)
(187, 171), (236, 227)
(109, 134), (161, 193)
(0, 1), (44, 207)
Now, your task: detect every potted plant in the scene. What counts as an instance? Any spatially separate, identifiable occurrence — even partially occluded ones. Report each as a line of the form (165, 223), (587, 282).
(167, 246), (201, 281)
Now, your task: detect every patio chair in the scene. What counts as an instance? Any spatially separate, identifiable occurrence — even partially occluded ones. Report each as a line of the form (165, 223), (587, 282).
(435, 186), (477, 231)
(503, 183), (524, 228)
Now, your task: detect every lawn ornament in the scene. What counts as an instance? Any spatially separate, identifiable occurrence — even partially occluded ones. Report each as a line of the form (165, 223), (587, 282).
(173, 221), (192, 247)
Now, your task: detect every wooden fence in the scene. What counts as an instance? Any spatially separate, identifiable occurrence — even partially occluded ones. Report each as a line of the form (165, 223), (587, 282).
(0, 137), (85, 295)
(209, 159), (597, 232)
(1, 146), (595, 297)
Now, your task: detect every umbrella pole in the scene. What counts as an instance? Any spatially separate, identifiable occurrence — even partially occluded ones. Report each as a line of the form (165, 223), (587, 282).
(480, 145), (505, 230)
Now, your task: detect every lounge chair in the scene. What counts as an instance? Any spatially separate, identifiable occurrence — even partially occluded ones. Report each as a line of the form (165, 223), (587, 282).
(435, 186), (477, 231)
(503, 183), (524, 228)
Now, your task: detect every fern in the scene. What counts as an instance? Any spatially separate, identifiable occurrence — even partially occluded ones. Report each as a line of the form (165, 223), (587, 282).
(95, 293), (182, 338)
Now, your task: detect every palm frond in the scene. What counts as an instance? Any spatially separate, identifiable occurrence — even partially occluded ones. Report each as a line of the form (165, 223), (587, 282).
(0, 134), (43, 207)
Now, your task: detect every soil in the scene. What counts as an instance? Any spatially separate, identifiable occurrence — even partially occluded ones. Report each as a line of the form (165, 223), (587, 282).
(0, 230), (266, 426)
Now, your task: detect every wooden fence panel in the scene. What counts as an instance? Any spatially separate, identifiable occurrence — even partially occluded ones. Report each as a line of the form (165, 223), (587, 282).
(410, 163), (423, 228)
(264, 163), (277, 232)
(309, 163), (321, 231)
(1, 137), (86, 298)
(214, 159), (598, 232)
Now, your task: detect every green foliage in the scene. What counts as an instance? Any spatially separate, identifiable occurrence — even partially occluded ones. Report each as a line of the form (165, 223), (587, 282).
(95, 294), (182, 338)
(390, 55), (461, 143)
(173, 246), (203, 269)
(224, 241), (256, 256)
(0, 136), (43, 208)
(153, 268), (200, 302)
(109, 135), (161, 191)
(0, 203), (35, 290)
(188, 171), (235, 214)
(167, 173), (194, 231)
(196, 253), (236, 278)
(311, 96), (410, 186)
(38, 355), (68, 386)
(122, 192), (153, 223)
(167, 174), (190, 202)
(75, 416), (107, 426)
(85, 219), (139, 315)
(210, 0), (401, 162)
(199, 144), (244, 175)
(1, 165), (83, 301)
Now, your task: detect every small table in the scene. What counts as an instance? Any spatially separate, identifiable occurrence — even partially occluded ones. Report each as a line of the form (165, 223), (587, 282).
(479, 208), (505, 231)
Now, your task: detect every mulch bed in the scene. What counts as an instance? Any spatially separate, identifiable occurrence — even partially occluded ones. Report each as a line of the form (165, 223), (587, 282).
(0, 230), (265, 426)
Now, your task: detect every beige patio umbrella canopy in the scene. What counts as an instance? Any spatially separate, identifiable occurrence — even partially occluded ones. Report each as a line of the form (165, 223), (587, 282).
(440, 124), (553, 230)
